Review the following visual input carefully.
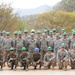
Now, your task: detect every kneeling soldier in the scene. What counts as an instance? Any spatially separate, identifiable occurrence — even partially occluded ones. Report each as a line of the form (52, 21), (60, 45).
(0, 50), (3, 71)
(32, 48), (42, 70)
(69, 43), (75, 69)
(20, 47), (29, 70)
(7, 47), (18, 70)
(44, 47), (55, 70)
(57, 43), (69, 71)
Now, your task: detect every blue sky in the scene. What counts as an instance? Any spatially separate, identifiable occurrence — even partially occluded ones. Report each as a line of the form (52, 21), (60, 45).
(1, 0), (61, 9)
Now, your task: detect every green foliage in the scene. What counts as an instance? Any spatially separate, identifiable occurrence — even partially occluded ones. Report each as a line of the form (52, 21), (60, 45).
(25, 10), (75, 34)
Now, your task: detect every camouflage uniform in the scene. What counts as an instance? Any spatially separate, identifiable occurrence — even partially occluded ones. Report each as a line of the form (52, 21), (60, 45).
(54, 39), (62, 61)
(0, 54), (3, 70)
(61, 38), (69, 50)
(7, 53), (18, 70)
(15, 37), (25, 61)
(40, 39), (48, 60)
(57, 49), (69, 70)
(47, 36), (54, 52)
(69, 37), (75, 49)
(32, 53), (42, 69)
(44, 52), (55, 69)
(22, 35), (30, 51)
(28, 39), (38, 62)
(20, 52), (30, 69)
(69, 49), (75, 69)
(3, 37), (13, 62)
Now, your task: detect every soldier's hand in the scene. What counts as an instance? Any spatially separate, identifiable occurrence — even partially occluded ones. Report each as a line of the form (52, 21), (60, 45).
(72, 59), (74, 62)
(10, 58), (13, 60)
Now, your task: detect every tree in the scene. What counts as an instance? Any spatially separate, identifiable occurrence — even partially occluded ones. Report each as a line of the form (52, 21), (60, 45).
(54, 0), (75, 12)
(0, 2), (19, 33)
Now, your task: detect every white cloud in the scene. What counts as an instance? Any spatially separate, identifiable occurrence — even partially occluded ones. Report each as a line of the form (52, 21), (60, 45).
(1, 0), (61, 9)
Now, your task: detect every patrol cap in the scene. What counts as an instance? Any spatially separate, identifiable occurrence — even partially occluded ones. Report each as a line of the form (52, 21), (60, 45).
(49, 30), (53, 34)
(73, 43), (75, 47)
(62, 29), (65, 33)
(22, 47), (26, 51)
(30, 33), (34, 36)
(72, 31), (75, 35)
(6, 32), (10, 36)
(10, 47), (14, 51)
(56, 33), (60, 37)
(14, 31), (18, 35)
(42, 33), (46, 36)
(18, 31), (22, 34)
(72, 29), (74, 32)
(63, 32), (67, 36)
(24, 30), (28, 33)
(2, 30), (6, 34)
(44, 29), (48, 33)
(53, 28), (56, 32)
(31, 29), (35, 33)
(37, 30), (41, 34)
(61, 43), (65, 47)
(34, 48), (39, 52)
(47, 47), (52, 51)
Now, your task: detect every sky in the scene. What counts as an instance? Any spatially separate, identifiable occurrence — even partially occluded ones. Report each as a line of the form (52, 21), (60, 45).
(1, 0), (61, 9)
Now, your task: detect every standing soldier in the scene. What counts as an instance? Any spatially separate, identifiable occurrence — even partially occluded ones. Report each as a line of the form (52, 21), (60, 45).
(53, 28), (57, 39)
(54, 33), (62, 61)
(40, 33), (48, 60)
(7, 47), (18, 70)
(3, 32), (13, 66)
(57, 43), (69, 71)
(15, 31), (25, 61)
(36, 30), (42, 49)
(22, 30), (30, 51)
(69, 43), (75, 69)
(1, 30), (6, 40)
(44, 47), (55, 70)
(60, 29), (66, 38)
(69, 31), (75, 50)
(44, 29), (48, 38)
(20, 47), (30, 70)
(61, 32), (69, 50)
(0, 50), (3, 71)
(32, 48), (42, 70)
(28, 33), (38, 63)
(47, 31), (54, 52)
(12, 31), (18, 50)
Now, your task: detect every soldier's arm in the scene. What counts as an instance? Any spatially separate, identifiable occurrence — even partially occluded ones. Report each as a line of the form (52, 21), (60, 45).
(63, 51), (68, 60)
(50, 53), (55, 61)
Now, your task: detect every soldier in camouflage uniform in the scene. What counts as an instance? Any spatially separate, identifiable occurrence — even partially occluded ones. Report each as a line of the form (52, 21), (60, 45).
(28, 33), (38, 63)
(20, 47), (30, 70)
(47, 31), (54, 52)
(57, 43), (69, 71)
(44, 29), (48, 38)
(36, 30), (42, 49)
(69, 31), (75, 50)
(54, 33), (62, 61)
(15, 31), (25, 61)
(32, 48), (42, 69)
(0, 50), (3, 71)
(3, 32), (13, 65)
(40, 33), (48, 60)
(69, 43), (75, 69)
(44, 47), (55, 70)
(22, 30), (30, 51)
(12, 31), (18, 51)
(7, 47), (18, 70)
(53, 28), (57, 39)
(61, 32), (69, 50)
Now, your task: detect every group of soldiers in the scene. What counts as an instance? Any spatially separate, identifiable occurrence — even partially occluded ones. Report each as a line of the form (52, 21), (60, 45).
(0, 28), (75, 71)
